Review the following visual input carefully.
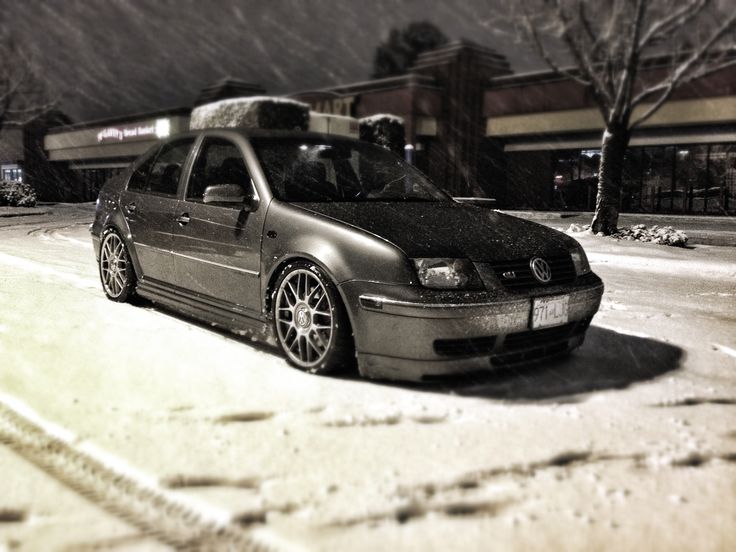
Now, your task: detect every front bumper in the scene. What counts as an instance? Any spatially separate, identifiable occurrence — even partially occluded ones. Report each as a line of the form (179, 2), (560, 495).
(338, 275), (604, 382)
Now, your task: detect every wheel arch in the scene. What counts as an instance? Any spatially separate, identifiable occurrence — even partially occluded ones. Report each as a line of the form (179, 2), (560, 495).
(99, 209), (142, 279)
(264, 253), (343, 316)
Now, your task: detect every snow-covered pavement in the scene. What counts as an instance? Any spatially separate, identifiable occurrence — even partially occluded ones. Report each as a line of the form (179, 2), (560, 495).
(1, 205), (735, 551)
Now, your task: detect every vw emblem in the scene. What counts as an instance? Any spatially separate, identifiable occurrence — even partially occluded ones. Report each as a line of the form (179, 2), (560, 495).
(530, 257), (552, 283)
(295, 306), (311, 328)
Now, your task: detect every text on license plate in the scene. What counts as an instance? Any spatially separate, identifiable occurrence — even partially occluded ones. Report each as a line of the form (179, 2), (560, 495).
(531, 295), (569, 329)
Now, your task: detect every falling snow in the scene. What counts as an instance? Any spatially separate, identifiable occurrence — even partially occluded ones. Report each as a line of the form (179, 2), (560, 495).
(0, 205), (735, 550)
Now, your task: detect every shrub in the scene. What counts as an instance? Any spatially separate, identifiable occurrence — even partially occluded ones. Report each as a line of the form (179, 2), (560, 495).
(359, 114), (406, 156)
(0, 179), (37, 207)
(567, 222), (689, 247)
(189, 96), (310, 131)
(614, 224), (689, 247)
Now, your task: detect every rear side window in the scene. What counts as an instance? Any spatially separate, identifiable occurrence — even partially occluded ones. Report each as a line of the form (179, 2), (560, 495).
(186, 137), (253, 202)
(127, 149), (158, 192)
(128, 138), (195, 195)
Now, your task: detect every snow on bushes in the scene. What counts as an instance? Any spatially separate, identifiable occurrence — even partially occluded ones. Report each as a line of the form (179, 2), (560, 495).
(189, 96), (310, 131)
(359, 114), (405, 155)
(0, 179), (37, 207)
(567, 223), (688, 247)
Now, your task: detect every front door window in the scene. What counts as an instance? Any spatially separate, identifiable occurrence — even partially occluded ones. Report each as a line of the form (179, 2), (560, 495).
(187, 137), (254, 202)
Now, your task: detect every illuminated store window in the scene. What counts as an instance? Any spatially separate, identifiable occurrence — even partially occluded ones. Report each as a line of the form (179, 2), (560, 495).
(2, 168), (23, 182)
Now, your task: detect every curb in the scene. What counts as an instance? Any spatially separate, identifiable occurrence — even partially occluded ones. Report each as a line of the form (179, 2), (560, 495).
(501, 211), (736, 247)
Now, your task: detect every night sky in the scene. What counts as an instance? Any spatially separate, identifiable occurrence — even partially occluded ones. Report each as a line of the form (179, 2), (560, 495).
(5, 0), (536, 123)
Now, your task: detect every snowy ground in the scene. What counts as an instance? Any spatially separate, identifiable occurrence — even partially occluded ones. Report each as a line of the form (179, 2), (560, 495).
(1, 204), (735, 551)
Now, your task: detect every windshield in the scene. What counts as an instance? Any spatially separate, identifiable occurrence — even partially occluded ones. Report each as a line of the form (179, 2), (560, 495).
(250, 137), (450, 202)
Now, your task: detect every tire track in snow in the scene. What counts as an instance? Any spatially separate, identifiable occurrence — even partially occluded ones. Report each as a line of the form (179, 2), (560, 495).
(335, 448), (736, 529)
(0, 394), (283, 551)
(36, 228), (92, 248)
(0, 251), (98, 290)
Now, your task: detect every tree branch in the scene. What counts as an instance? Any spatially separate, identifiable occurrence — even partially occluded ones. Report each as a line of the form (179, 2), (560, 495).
(632, 5), (736, 110)
(576, 0), (597, 46)
(0, 34), (53, 126)
(552, 0), (614, 109)
(638, 0), (710, 51)
(519, 0), (592, 87)
(630, 53), (736, 128)
(0, 68), (30, 105)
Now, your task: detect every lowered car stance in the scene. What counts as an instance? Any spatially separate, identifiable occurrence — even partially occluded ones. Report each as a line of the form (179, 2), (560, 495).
(91, 129), (603, 382)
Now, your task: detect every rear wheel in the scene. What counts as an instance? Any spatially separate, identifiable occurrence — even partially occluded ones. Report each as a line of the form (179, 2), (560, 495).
(273, 261), (353, 374)
(99, 229), (136, 302)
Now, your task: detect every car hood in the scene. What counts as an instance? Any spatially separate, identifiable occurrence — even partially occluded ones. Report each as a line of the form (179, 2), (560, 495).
(294, 202), (575, 261)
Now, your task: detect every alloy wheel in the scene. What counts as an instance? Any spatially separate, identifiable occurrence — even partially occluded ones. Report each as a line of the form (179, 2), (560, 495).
(100, 232), (129, 299)
(275, 269), (335, 368)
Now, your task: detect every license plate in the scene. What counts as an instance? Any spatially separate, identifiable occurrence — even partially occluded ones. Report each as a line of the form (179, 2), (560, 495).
(531, 295), (569, 329)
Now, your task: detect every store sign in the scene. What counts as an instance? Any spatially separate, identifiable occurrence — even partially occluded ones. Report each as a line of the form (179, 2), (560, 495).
(310, 95), (356, 117)
(96, 118), (171, 143)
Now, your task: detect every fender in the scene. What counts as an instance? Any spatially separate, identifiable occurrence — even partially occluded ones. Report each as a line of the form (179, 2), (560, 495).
(260, 199), (416, 292)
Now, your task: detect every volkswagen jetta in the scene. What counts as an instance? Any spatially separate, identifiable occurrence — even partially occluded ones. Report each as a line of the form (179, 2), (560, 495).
(91, 129), (603, 381)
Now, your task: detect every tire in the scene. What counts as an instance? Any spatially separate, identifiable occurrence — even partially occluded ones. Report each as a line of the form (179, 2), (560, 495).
(272, 261), (353, 374)
(99, 228), (137, 303)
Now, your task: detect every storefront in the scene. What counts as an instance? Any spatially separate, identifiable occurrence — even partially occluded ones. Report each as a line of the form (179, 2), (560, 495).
(43, 109), (190, 200)
(15, 42), (735, 213)
(484, 65), (736, 214)
(39, 82), (363, 201)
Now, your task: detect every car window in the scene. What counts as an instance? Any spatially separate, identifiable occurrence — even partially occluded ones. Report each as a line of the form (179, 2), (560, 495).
(127, 148), (159, 192)
(146, 138), (195, 196)
(186, 137), (253, 202)
(251, 137), (450, 203)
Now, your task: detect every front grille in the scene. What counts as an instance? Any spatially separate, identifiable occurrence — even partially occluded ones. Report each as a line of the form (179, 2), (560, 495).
(503, 321), (581, 351)
(491, 254), (576, 291)
(490, 318), (591, 366)
(434, 336), (496, 357)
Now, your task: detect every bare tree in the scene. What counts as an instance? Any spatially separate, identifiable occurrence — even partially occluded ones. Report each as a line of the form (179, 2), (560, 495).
(0, 32), (55, 129)
(512, 0), (736, 234)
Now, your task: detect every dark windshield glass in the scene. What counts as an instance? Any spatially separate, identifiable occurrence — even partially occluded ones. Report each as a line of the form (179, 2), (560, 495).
(251, 137), (450, 202)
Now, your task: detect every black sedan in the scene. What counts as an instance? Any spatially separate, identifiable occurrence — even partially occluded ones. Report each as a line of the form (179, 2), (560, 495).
(91, 129), (603, 381)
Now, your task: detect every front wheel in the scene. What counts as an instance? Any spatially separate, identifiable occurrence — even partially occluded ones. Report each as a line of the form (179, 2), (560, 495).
(273, 261), (353, 374)
(99, 229), (136, 302)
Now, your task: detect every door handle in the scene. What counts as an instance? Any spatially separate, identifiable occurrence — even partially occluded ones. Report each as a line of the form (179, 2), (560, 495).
(176, 213), (191, 225)
(124, 202), (137, 213)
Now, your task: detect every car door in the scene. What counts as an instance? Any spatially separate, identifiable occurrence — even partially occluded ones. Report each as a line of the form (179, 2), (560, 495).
(171, 135), (265, 314)
(120, 137), (196, 284)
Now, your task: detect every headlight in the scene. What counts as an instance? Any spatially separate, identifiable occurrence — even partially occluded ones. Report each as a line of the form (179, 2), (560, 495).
(570, 245), (591, 276)
(413, 258), (479, 289)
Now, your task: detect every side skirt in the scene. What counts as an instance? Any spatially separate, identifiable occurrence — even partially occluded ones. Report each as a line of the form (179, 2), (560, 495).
(136, 278), (274, 343)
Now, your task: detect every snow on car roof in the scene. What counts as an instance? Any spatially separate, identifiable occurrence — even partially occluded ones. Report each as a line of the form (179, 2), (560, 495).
(189, 96), (310, 131)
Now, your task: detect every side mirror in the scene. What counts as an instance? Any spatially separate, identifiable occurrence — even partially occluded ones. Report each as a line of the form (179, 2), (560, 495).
(453, 197), (497, 208)
(203, 184), (258, 211)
